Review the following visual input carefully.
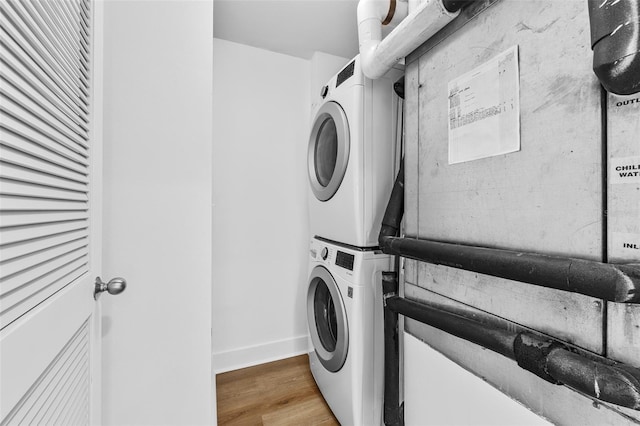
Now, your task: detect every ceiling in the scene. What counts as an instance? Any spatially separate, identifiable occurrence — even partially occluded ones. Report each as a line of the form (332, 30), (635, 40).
(213, 0), (361, 59)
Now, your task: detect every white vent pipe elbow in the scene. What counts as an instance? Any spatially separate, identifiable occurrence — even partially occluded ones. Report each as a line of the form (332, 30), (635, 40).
(358, 0), (460, 79)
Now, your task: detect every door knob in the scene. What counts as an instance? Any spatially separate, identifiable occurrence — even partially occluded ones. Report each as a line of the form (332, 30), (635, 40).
(94, 276), (127, 300)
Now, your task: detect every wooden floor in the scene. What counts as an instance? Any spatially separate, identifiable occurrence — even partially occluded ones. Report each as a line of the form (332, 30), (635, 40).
(216, 354), (340, 425)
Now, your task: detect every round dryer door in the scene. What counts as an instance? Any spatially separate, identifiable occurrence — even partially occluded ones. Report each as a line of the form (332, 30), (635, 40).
(307, 265), (348, 372)
(308, 101), (350, 202)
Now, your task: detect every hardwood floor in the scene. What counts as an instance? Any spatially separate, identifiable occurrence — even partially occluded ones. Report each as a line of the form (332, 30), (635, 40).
(216, 354), (340, 425)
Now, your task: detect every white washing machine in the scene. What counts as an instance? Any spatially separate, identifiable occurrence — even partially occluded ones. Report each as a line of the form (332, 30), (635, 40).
(306, 237), (391, 425)
(308, 55), (403, 248)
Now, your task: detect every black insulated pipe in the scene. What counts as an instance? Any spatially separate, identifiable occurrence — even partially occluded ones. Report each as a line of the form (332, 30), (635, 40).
(387, 296), (640, 411)
(545, 349), (640, 410)
(380, 157), (404, 425)
(379, 161), (404, 245)
(378, 161), (640, 303)
(386, 297), (515, 358)
(381, 237), (640, 303)
(382, 272), (402, 426)
(394, 77), (405, 100)
(588, 0), (640, 95)
(442, 0), (469, 13)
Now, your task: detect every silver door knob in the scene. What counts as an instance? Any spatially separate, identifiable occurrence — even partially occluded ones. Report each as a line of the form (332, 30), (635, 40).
(94, 276), (127, 300)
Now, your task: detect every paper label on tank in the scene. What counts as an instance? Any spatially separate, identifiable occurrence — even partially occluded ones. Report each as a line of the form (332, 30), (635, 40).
(610, 156), (640, 184)
(611, 232), (640, 261)
(448, 45), (520, 164)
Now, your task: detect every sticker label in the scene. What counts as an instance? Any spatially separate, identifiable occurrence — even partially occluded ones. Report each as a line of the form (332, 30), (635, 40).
(612, 96), (640, 108)
(611, 232), (640, 261)
(610, 156), (640, 184)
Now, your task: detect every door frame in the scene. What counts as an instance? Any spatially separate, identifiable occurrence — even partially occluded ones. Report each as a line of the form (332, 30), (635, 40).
(89, 0), (105, 423)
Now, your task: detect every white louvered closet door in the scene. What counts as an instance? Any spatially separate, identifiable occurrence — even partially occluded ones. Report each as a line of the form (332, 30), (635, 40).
(0, 0), (103, 424)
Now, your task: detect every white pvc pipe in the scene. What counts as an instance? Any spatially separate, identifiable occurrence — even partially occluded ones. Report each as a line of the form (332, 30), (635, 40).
(358, 0), (460, 79)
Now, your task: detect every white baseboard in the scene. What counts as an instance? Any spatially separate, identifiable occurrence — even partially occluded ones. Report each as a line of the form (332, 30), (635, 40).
(213, 335), (311, 374)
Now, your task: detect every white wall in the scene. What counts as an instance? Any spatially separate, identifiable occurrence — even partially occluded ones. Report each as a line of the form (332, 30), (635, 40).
(212, 39), (311, 372)
(404, 333), (553, 426)
(101, 1), (213, 424)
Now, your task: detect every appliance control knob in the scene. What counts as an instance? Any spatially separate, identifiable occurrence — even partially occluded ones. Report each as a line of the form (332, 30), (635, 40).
(321, 247), (328, 260)
(320, 85), (329, 99)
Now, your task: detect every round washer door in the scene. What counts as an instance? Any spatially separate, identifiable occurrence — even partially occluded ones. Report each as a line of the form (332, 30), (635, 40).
(307, 265), (348, 372)
(308, 101), (350, 202)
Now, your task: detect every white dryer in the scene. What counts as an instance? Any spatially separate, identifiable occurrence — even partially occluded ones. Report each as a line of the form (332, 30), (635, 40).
(308, 56), (403, 248)
(306, 237), (390, 426)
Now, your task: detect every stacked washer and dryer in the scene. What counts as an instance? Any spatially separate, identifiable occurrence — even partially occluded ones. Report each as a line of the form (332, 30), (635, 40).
(305, 56), (403, 425)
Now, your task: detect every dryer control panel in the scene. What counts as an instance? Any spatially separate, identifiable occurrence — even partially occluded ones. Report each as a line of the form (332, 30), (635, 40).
(310, 238), (356, 271)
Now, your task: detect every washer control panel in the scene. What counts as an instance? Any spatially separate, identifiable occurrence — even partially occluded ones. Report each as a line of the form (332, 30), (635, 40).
(335, 251), (354, 271)
(310, 239), (335, 263)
